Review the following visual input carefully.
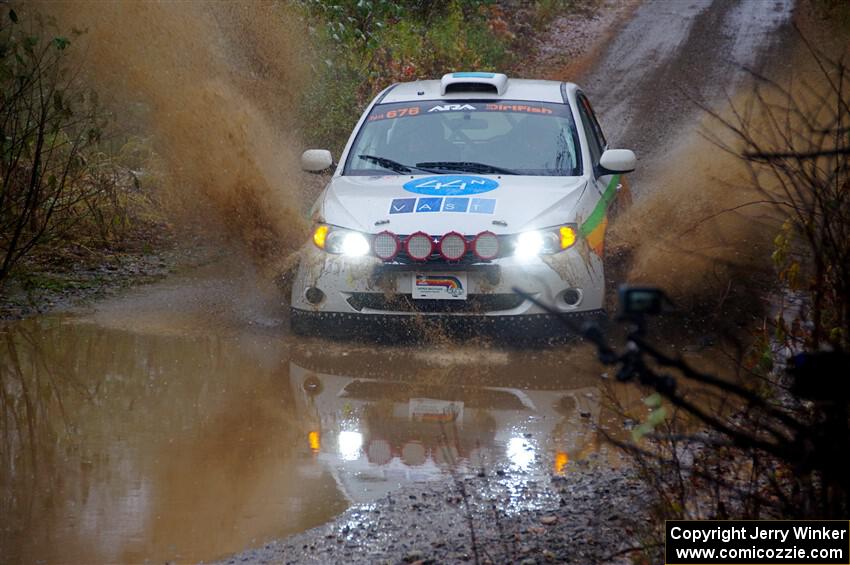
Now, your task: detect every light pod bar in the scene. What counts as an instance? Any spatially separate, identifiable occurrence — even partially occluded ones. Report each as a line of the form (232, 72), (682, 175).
(439, 231), (467, 261)
(373, 231), (400, 261)
(405, 232), (434, 261)
(472, 231), (500, 260)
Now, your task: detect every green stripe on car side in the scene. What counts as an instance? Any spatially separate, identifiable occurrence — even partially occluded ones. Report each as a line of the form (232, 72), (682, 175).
(580, 174), (620, 237)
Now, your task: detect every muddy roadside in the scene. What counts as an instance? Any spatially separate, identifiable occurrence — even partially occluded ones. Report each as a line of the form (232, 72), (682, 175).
(0, 231), (220, 320)
(531, 0), (641, 81)
(219, 465), (645, 565)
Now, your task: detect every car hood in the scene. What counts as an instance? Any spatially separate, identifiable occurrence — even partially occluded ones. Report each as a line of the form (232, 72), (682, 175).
(318, 175), (589, 235)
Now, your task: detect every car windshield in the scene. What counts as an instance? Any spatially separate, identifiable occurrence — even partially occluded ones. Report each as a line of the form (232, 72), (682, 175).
(343, 100), (582, 176)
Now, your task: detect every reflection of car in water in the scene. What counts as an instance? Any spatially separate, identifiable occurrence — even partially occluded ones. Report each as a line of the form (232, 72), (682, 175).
(291, 72), (636, 338)
(288, 348), (601, 504)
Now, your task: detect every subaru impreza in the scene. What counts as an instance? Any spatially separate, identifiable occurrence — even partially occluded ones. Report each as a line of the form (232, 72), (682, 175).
(291, 72), (635, 337)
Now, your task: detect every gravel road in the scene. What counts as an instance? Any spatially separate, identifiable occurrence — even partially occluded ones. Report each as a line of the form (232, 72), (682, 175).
(219, 465), (647, 565)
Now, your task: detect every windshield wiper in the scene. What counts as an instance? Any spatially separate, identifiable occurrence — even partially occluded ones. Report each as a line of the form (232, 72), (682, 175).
(358, 154), (439, 174)
(416, 161), (519, 175)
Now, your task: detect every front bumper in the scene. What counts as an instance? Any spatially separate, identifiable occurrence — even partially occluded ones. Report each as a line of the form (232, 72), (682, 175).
(289, 307), (605, 339)
(290, 243), (605, 333)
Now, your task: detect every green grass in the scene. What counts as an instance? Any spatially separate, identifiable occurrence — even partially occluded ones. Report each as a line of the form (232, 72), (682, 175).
(297, 0), (516, 154)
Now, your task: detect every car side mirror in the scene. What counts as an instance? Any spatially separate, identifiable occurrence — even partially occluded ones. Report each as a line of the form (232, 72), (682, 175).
(301, 149), (334, 173)
(598, 149), (636, 175)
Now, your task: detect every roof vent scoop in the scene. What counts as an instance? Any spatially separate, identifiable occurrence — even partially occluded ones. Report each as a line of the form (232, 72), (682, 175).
(440, 72), (508, 96)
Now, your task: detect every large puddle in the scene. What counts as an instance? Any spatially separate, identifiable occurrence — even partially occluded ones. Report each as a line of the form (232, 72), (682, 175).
(0, 312), (644, 563)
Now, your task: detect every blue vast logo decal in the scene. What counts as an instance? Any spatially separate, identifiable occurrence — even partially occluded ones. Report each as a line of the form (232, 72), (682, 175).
(389, 197), (496, 215)
(403, 175), (499, 196)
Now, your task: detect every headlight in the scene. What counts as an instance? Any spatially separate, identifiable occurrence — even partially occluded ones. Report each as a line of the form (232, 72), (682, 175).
(312, 224), (371, 257)
(516, 231), (545, 257)
(340, 232), (370, 256)
(514, 224), (578, 258)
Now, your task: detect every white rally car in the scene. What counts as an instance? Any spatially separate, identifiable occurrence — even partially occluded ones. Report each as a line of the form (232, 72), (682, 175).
(291, 72), (635, 337)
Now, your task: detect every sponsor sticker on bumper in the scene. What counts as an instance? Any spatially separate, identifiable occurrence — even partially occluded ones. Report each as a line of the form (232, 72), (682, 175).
(409, 398), (464, 423)
(413, 272), (467, 300)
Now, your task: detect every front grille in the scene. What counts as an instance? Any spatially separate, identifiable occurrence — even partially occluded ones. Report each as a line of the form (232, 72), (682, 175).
(347, 293), (525, 313)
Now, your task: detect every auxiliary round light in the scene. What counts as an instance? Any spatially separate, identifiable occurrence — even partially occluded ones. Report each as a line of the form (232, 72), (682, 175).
(373, 231), (400, 260)
(439, 232), (467, 261)
(405, 232), (434, 261)
(472, 231), (499, 260)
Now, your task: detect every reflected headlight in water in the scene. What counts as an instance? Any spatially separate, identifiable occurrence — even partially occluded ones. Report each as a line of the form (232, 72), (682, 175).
(514, 224), (578, 258)
(312, 224), (370, 257)
(338, 430), (363, 461)
(507, 436), (535, 470)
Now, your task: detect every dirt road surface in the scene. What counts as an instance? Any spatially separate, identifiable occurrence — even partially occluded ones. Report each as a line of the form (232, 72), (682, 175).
(0, 1), (798, 563)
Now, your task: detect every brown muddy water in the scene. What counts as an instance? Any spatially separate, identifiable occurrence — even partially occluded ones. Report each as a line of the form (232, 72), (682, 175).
(0, 271), (659, 563)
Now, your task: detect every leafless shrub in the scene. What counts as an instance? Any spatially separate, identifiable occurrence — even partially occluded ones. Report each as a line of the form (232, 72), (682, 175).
(587, 32), (850, 556)
(697, 29), (850, 350)
(0, 7), (121, 283)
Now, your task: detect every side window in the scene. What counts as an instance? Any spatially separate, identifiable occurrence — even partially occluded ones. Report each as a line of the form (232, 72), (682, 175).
(581, 95), (607, 148)
(576, 93), (607, 171)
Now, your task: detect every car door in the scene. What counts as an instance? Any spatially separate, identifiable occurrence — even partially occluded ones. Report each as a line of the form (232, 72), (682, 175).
(575, 92), (617, 256)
